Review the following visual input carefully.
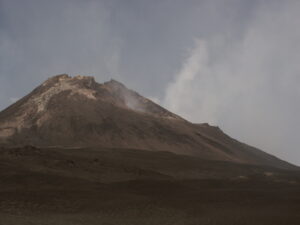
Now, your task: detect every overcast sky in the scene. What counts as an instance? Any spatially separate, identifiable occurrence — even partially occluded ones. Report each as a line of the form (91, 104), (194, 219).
(0, 0), (299, 165)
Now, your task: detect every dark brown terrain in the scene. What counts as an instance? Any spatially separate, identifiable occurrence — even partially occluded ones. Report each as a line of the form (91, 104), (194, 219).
(0, 74), (299, 225)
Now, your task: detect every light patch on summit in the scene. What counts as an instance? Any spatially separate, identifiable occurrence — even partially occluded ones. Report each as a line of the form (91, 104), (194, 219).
(72, 88), (97, 100)
(33, 76), (96, 112)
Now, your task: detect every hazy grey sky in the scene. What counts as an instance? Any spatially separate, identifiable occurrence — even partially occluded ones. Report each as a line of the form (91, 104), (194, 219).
(0, 0), (299, 165)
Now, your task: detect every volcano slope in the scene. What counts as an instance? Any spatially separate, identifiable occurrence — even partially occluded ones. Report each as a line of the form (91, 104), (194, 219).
(0, 74), (299, 225)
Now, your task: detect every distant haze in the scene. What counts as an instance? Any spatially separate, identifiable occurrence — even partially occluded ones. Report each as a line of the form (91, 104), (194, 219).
(0, 0), (299, 165)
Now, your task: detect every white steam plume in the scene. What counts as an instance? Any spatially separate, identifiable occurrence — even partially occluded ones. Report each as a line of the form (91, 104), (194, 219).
(163, 1), (300, 165)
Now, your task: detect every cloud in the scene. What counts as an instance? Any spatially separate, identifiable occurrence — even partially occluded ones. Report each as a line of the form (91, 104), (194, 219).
(163, 1), (300, 165)
(164, 39), (220, 124)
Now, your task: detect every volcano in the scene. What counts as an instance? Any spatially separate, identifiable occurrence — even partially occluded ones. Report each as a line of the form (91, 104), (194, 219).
(0, 74), (295, 169)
